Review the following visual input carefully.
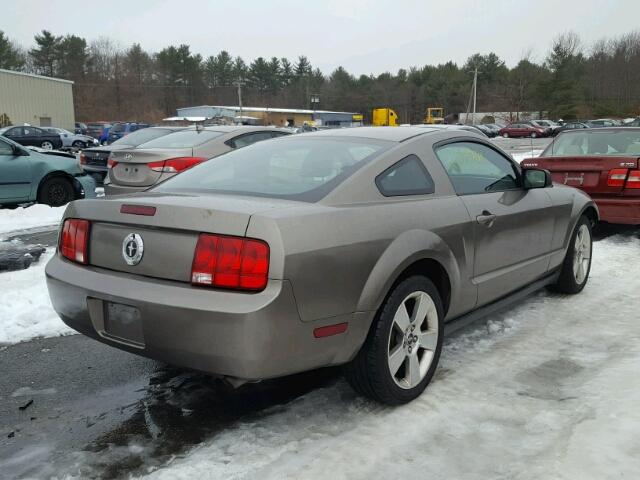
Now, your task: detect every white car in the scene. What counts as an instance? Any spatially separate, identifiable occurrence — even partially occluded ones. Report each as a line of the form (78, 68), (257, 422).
(43, 127), (99, 149)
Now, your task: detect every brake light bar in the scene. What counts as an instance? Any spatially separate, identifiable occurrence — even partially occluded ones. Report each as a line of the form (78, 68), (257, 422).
(607, 168), (628, 187)
(120, 204), (157, 216)
(60, 219), (90, 264)
(148, 157), (206, 173)
(627, 170), (640, 189)
(191, 233), (270, 291)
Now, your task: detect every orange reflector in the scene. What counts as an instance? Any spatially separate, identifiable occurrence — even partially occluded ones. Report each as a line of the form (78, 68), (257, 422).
(313, 322), (348, 338)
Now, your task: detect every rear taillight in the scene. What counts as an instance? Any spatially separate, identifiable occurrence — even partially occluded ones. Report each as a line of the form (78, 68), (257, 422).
(79, 154), (87, 165)
(148, 157), (206, 173)
(627, 170), (640, 189)
(60, 219), (90, 264)
(191, 233), (269, 291)
(607, 168), (628, 187)
(107, 157), (118, 169)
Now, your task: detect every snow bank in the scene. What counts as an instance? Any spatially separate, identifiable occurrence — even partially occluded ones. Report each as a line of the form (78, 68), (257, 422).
(0, 251), (74, 344)
(0, 205), (65, 236)
(140, 235), (640, 480)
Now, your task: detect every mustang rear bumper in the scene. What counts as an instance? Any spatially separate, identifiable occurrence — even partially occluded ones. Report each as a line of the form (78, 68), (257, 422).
(593, 197), (640, 225)
(45, 255), (370, 381)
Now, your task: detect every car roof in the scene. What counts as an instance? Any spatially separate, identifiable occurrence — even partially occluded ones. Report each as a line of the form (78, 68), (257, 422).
(560, 127), (640, 134)
(300, 126), (439, 142)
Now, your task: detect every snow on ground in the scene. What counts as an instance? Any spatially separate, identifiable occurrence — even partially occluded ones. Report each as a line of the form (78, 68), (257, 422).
(140, 234), (640, 480)
(0, 205), (65, 236)
(0, 251), (74, 344)
(511, 149), (543, 162)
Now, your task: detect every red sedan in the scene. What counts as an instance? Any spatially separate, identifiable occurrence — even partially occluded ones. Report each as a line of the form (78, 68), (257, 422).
(521, 128), (640, 225)
(498, 123), (547, 138)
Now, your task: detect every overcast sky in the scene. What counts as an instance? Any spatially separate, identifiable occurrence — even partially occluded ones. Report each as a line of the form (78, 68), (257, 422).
(4, 0), (639, 75)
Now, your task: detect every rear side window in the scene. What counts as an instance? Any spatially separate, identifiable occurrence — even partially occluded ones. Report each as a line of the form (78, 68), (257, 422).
(435, 142), (519, 195)
(113, 128), (177, 147)
(376, 155), (434, 196)
(228, 132), (274, 149)
(138, 130), (223, 149)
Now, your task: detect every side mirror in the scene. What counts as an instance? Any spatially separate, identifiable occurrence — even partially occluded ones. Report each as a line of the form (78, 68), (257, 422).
(523, 168), (552, 189)
(12, 145), (29, 156)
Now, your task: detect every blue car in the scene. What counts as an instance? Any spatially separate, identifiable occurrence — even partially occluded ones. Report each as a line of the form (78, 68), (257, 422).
(106, 122), (150, 144)
(0, 135), (96, 207)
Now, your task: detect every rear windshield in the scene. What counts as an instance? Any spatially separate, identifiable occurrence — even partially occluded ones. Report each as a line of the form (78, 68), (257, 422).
(543, 130), (640, 156)
(154, 137), (392, 202)
(111, 128), (178, 147)
(110, 123), (126, 133)
(138, 129), (223, 149)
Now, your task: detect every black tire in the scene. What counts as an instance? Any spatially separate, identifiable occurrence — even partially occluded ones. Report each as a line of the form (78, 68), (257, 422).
(41, 140), (54, 149)
(38, 177), (75, 207)
(72, 140), (85, 149)
(549, 215), (592, 294)
(346, 276), (444, 405)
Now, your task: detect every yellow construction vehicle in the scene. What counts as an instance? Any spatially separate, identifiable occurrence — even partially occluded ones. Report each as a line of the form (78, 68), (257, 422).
(372, 108), (399, 126)
(424, 107), (445, 124)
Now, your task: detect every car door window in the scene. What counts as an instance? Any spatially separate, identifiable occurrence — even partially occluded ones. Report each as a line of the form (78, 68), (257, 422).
(376, 155), (434, 196)
(23, 127), (39, 137)
(5, 127), (22, 137)
(230, 132), (273, 149)
(0, 139), (14, 155)
(435, 141), (519, 195)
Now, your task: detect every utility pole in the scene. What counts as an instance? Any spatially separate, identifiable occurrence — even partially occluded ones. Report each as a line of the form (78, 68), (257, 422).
(472, 67), (478, 125)
(465, 67), (480, 125)
(233, 79), (244, 124)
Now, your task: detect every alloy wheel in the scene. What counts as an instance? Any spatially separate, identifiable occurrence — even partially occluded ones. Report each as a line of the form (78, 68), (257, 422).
(573, 224), (591, 284)
(387, 291), (439, 389)
(41, 141), (54, 149)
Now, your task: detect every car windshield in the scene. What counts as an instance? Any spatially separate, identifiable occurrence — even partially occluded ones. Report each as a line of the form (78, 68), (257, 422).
(111, 128), (177, 147)
(543, 130), (640, 156)
(138, 129), (223, 149)
(154, 137), (392, 202)
(110, 123), (126, 133)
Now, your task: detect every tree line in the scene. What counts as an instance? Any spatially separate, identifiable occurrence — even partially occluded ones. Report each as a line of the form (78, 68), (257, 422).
(1, 29), (639, 123)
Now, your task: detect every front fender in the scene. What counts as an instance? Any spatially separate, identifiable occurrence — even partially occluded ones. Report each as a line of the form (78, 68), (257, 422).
(355, 228), (464, 317)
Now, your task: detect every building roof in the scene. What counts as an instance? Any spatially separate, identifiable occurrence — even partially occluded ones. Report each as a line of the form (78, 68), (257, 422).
(177, 105), (359, 115)
(0, 68), (74, 85)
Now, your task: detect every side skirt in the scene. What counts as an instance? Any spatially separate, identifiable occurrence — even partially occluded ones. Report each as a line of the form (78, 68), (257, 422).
(444, 270), (560, 336)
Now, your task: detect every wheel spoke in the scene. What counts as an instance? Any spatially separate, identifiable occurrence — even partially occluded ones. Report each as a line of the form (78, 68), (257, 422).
(393, 302), (411, 331)
(417, 330), (438, 351)
(408, 354), (421, 387)
(388, 345), (406, 376)
(412, 292), (433, 329)
(576, 261), (585, 283)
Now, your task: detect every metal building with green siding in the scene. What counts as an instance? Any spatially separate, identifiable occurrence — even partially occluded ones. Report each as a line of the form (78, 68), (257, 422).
(0, 69), (74, 130)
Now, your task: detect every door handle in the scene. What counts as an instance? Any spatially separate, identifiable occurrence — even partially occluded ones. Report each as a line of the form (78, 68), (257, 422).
(476, 211), (497, 226)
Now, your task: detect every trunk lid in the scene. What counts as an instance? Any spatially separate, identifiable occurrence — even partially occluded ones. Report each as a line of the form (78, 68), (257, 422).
(69, 192), (295, 282)
(109, 148), (192, 187)
(523, 155), (639, 194)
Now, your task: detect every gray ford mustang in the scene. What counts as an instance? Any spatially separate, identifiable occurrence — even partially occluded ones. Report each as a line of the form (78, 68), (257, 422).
(46, 127), (598, 405)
